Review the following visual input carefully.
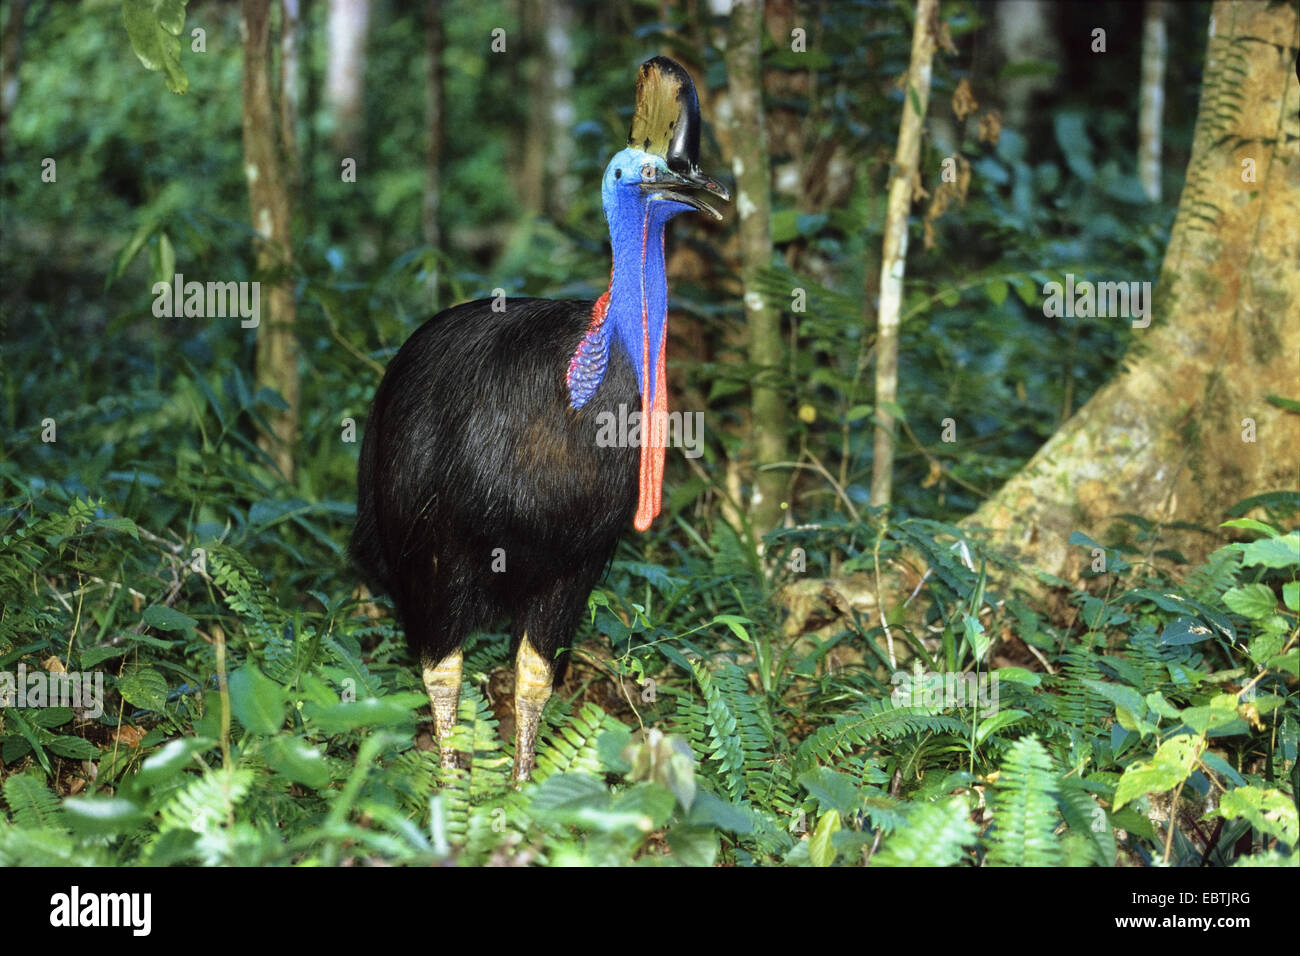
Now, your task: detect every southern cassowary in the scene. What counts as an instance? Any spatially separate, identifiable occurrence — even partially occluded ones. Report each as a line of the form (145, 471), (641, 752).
(351, 56), (727, 781)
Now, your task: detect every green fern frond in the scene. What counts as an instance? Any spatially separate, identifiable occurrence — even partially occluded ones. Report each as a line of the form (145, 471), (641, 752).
(1056, 778), (1116, 866)
(692, 661), (747, 801)
(0, 497), (98, 646)
(1184, 545), (1241, 604)
(1, 770), (64, 829)
(149, 766), (255, 863)
(442, 687), (511, 799)
(873, 796), (976, 867)
(715, 662), (791, 806)
(209, 545), (280, 634)
(320, 634), (380, 698)
(1055, 646), (1111, 730)
(533, 701), (618, 781)
(796, 699), (967, 769)
(391, 746), (439, 817)
(985, 735), (1063, 867)
(461, 789), (532, 865)
(666, 691), (710, 764)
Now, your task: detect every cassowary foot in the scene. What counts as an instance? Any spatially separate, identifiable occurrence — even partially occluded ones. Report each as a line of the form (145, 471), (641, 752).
(513, 635), (553, 783)
(422, 649), (463, 772)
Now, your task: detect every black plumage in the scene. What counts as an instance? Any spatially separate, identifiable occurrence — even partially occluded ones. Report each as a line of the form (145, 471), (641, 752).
(351, 297), (638, 689)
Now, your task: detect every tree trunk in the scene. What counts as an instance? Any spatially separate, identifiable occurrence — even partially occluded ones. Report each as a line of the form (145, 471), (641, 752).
(726, 0), (789, 539)
(871, 0), (937, 510)
(778, 1), (1297, 640)
(516, 0), (546, 219)
(1138, 0), (1167, 202)
(325, 0), (370, 156)
(542, 0), (575, 221)
(241, 0), (299, 481)
(966, 0), (1300, 582)
(280, 0), (303, 203)
(993, 0), (1059, 130)
(423, 0), (444, 308)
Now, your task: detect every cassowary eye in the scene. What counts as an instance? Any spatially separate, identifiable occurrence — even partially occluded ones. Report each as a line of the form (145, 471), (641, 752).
(641, 164), (656, 181)
(614, 169), (622, 179)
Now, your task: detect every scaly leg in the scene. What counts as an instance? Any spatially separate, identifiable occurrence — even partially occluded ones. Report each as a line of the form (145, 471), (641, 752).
(513, 635), (553, 782)
(422, 649), (463, 771)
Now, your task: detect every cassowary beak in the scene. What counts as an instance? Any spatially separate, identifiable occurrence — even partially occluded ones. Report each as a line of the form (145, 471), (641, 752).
(641, 167), (730, 221)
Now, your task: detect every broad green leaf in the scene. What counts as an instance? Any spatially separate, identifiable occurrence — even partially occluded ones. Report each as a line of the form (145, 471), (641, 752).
(28, 707), (74, 728)
(1212, 787), (1298, 846)
(1144, 692), (1182, 720)
(976, 709), (1029, 745)
(1240, 532), (1299, 570)
(303, 693), (426, 733)
(1220, 518), (1279, 536)
(1081, 678), (1146, 719)
(1199, 751), (1245, 788)
(142, 605), (196, 632)
(1012, 278), (1038, 305)
(610, 783), (676, 832)
(1180, 694), (1240, 735)
(133, 736), (216, 790)
(228, 664), (285, 735)
(809, 810), (841, 867)
(993, 667), (1041, 687)
(963, 611), (989, 662)
(265, 737), (331, 788)
(64, 796), (149, 835)
(666, 825), (719, 866)
(46, 736), (100, 760)
(117, 666), (169, 712)
(1067, 530), (1103, 550)
(1160, 615), (1214, 645)
(1113, 735), (1203, 811)
(121, 0), (191, 93)
(79, 646), (127, 668)
(684, 791), (754, 834)
(1222, 584), (1276, 619)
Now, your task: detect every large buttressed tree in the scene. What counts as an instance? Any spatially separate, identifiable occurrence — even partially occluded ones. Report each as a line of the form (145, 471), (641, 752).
(966, 0), (1300, 582)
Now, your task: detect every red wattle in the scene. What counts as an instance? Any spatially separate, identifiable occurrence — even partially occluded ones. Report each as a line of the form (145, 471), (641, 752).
(634, 337), (668, 531)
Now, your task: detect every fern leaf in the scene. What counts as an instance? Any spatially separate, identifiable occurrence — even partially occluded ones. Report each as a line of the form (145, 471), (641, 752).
(1, 771), (64, 829)
(692, 661), (747, 801)
(873, 796), (976, 867)
(796, 699), (967, 768)
(986, 736), (1063, 866)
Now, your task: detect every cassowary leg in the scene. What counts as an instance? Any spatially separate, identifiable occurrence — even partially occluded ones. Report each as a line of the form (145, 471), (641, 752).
(513, 634), (553, 782)
(422, 649), (463, 771)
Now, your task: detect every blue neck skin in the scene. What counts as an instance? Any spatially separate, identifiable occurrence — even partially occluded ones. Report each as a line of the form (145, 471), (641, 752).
(567, 148), (693, 410)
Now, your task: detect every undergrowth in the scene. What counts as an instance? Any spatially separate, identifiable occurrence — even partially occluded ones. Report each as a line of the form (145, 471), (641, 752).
(1, 472), (1295, 866)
